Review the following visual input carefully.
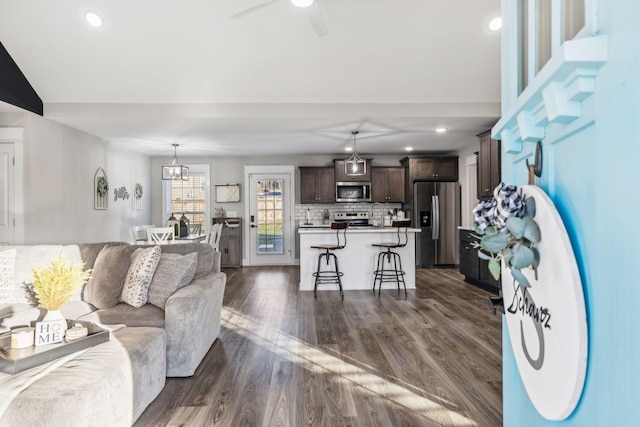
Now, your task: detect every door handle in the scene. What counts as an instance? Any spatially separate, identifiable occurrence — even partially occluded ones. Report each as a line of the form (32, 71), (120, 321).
(250, 225), (258, 228)
(431, 195), (439, 240)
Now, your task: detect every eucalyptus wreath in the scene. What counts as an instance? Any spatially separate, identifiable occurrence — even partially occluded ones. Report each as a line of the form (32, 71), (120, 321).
(96, 176), (109, 198)
(134, 183), (144, 200)
(472, 184), (541, 288)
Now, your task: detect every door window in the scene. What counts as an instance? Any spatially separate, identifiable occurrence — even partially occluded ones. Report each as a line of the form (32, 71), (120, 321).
(256, 179), (283, 254)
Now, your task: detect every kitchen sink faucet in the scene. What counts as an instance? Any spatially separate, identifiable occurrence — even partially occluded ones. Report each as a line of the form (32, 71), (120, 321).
(369, 202), (385, 226)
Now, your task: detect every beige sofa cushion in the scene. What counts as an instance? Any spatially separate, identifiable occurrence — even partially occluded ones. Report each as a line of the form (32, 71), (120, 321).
(84, 245), (132, 309)
(147, 252), (197, 309)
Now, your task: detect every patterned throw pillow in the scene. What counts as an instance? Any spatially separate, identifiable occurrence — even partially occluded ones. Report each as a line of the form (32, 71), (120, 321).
(147, 252), (197, 309)
(121, 245), (161, 308)
(0, 249), (16, 303)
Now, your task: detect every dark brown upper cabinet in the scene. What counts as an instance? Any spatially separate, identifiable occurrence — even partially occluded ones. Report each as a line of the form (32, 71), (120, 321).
(400, 156), (458, 182)
(299, 167), (335, 204)
(371, 167), (406, 202)
(477, 130), (501, 199)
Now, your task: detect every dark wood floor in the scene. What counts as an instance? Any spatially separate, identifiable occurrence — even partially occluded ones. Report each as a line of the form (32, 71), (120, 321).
(134, 267), (502, 427)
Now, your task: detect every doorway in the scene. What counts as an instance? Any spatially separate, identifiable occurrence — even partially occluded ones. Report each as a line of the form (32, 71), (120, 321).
(245, 166), (295, 265)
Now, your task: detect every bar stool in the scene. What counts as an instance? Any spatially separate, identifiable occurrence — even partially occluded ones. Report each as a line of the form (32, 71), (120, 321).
(311, 221), (348, 300)
(372, 219), (411, 296)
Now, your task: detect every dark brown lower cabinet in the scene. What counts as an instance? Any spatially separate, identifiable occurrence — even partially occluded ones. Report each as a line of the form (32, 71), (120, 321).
(459, 229), (500, 294)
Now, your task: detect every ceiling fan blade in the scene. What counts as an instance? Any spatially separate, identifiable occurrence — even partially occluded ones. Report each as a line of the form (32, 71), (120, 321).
(231, 0), (281, 19)
(304, 2), (328, 38)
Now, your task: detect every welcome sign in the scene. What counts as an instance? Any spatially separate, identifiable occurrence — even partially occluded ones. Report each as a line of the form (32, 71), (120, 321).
(502, 186), (587, 420)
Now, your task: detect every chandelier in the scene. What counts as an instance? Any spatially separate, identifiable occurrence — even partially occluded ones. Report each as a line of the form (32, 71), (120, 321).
(345, 131), (366, 176)
(162, 144), (189, 181)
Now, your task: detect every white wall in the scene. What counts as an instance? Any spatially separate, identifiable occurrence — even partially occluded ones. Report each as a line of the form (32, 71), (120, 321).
(1, 112), (152, 244)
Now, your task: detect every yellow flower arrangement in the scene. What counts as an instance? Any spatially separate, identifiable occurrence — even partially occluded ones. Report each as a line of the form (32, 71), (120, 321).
(32, 257), (92, 311)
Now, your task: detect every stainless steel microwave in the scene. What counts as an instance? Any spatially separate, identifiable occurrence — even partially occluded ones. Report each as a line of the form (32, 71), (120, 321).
(335, 182), (371, 202)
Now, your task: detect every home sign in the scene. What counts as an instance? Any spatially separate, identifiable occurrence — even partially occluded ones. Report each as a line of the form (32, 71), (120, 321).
(502, 185), (587, 420)
(35, 319), (66, 346)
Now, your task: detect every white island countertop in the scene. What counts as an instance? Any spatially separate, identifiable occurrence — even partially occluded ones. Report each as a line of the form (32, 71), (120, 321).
(299, 226), (421, 292)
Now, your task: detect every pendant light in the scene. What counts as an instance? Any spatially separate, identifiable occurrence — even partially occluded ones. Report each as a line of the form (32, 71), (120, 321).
(345, 131), (366, 176)
(162, 144), (189, 181)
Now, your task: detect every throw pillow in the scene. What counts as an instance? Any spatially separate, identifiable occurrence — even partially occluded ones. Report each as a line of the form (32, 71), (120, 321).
(147, 252), (198, 309)
(84, 245), (132, 309)
(121, 245), (161, 308)
(0, 249), (16, 303)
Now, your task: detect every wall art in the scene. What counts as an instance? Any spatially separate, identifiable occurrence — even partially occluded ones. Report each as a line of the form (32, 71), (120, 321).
(500, 185), (587, 420)
(94, 167), (109, 210)
(114, 186), (129, 201)
(133, 182), (143, 210)
(215, 183), (240, 202)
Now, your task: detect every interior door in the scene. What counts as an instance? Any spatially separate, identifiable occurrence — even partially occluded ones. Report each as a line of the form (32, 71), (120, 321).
(248, 173), (292, 265)
(0, 144), (14, 245)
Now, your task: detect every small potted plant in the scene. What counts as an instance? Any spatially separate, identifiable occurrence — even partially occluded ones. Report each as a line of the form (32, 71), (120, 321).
(32, 257), (92, 321)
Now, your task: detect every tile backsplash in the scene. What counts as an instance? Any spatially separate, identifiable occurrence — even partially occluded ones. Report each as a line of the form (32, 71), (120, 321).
(295, 203), (403, 224)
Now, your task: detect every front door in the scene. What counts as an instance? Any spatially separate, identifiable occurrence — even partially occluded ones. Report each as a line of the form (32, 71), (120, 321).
(0, 144), (14, 245)
(248, 173), (293, 265)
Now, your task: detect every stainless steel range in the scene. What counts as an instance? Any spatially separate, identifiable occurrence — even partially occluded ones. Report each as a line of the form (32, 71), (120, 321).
(334, 211), (371, 227)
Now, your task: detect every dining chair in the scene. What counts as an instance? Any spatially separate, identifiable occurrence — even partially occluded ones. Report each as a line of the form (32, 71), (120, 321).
(189, 223), (202, 235)
(208, 223), (223, 251)
(146, 227), (175, 244)
(131, 225), (155, 243)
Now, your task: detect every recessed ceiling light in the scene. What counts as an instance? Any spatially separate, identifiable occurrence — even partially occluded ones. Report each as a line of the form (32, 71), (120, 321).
(85, 12), (103, 28)
(291, 0), (314, 7)
(435, 127), (448, 133)
(344, 146), (353, 152)
(488, 16), (502, 31)
(405, 146), (414, 152)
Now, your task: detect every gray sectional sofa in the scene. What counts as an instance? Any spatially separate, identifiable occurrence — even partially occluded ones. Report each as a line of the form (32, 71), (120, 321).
(0, 241), (226, 426)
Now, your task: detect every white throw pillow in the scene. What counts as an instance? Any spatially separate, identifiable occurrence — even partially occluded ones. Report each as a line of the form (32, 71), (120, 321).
(121, 246), (161, 308)
(0, 249), (16, 303)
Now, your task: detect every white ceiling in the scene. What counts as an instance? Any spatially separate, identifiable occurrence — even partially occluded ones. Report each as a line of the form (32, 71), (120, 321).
(0, 0), (502, 157)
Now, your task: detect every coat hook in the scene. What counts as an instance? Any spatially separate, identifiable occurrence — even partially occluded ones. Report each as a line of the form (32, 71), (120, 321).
(526, 141), (542, 184)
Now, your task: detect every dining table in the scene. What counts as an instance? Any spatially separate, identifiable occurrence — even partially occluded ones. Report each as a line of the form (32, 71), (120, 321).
(172, 233), (207, 243)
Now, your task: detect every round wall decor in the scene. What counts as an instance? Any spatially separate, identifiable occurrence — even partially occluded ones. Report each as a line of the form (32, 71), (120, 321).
(502, 185), (587, 420)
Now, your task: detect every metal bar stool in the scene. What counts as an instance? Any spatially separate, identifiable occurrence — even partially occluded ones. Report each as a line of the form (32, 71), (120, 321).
(372, 219), (411, 296)
(311, 221), (348, 299)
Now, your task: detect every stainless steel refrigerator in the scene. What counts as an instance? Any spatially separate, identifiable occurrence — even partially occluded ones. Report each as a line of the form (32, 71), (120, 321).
(414, 182), (460, 267)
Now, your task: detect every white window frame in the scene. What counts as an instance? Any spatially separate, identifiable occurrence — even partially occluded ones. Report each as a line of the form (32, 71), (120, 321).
(161, 164), (210, 234)
(517, 0), (598, 96)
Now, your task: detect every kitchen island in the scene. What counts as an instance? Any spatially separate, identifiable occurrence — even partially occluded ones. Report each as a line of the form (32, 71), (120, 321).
(299, 226), (421, 292)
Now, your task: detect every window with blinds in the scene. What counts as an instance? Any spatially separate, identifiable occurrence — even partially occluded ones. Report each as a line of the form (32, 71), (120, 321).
(167, 173), (207, 227)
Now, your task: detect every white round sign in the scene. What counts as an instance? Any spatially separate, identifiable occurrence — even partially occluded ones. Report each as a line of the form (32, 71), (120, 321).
(501, 185), (587, 420)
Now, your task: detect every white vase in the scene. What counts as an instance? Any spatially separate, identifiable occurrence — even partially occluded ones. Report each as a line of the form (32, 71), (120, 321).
(41, 309), (68, 339)
(43, 309), (65, 322)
